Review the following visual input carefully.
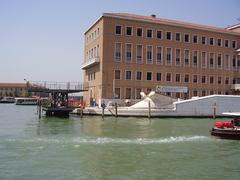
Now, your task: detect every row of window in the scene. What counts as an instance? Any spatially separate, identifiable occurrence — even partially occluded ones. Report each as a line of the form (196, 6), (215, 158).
(115, 25), (237, 49)
(114, 43), (240, 70)
(114, 70), (240, 85)
(0, 88), (24, 91)
(86, 27), (100, 44)
(86, 45), (100, 60)
(114, 87), (229, 100)
(87, 71), (96, 81)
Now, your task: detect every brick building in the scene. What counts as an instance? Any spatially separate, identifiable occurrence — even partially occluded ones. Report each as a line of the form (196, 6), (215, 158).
(0, 83), (27, 97)
(82, 13), (240, 105)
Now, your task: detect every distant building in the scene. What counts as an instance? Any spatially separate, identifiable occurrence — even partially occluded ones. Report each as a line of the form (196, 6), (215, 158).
(0, 83), (27, 97)
(82, 13), (240, 105)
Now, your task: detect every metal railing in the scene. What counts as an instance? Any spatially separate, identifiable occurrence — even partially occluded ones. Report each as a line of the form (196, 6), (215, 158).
(27, 81), (84, 91)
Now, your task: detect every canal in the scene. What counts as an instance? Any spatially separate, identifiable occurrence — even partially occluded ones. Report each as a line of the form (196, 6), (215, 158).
(0, 104), (240, 179)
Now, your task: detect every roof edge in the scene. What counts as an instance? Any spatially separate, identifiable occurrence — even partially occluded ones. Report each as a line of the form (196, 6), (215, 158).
(103, 13), (240, 36)
(84, 14), (104, 35)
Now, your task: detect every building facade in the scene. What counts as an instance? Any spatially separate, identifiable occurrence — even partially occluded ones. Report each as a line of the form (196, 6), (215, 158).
(0, 83), (27, 97)
(82, 13), (240, 105)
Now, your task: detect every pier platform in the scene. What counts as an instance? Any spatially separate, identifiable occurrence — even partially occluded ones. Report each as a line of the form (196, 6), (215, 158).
(27, 81), (87, 117)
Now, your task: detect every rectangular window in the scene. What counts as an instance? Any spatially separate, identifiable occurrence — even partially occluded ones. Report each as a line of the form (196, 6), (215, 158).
(147, 46), (153, 64)
(193, 51), (198, 67)
(157, 72), (161, 81)
(193, 35), (198, 43)
(184, 74), (189, 83)
(147, 72), (152, 81)
(217, 39), (222, 47)
(147, 29), (153, 38)
(175, 49), (181, 66)
(217, 54), (222, 68)
(136, 45), (143, 63)
(157, 30), (162, 39)
(184, 50), (190, 66)
(156, 46), (162, 64)
(125, 88), (131, 99)
(232, 41), (236, 48)
(237, 60), (240, 69)
(193, 90), (198, 97)
(225, 77), (229, 85)
(166, 73), (171, 82)
(166, 47), (172, 65)
(114, 70), (121, 80)
(210, 90), (214, 95)
(193, 75), (198, 83)
(136, 88), (141, 99)
(126, 27), (132, 36)
(88, 73), (90, 81)
(136, 71), (142, 80)
(115, 25), (122, 35)
(176, 32), (181, 41)
(184, 34), (190, 42)
(224, 39), (229, 48)
(202, 76), (206, 84)
(115, 88), (120, 99)
(126, 44), (132, 62)
(176, 92), (180, 99)
(209, 37), (214, 46)
(137, 28), (143, 37)
(201, 52), (207, 68)
(210, 76), (214, 84)
(166, 31), (172, 40)
(218, 77), (222, 84)
(232, 55), (236, 68)
(125, 71), (132, 80)
(175, 74), (181, 82)
(209, 53), (214, 68)
(202, 90), (206, 97)
(233, 78), (236, 84)
(201, 36), (206, 45)
(115, 43), (122, 61)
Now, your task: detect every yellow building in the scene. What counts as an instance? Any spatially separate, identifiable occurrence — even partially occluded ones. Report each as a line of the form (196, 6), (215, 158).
(0, 83), (27, 97)
(82, 13), (240, 105)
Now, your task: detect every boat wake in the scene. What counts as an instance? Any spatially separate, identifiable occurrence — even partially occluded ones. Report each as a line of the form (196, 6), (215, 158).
(72, 136), (209, 145)
(4, 136), (209, 145)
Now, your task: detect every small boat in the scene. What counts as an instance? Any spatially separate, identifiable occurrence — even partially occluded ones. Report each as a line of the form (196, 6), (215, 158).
(15, 97), (38, 105)
(210, 112), (240, 140)
(0, 97), (15, 103)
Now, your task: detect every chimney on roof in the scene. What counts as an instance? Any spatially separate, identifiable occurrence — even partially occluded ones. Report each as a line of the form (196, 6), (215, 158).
(151, 14), (156, 18)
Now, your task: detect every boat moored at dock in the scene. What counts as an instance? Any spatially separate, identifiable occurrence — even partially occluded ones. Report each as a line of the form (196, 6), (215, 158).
(0, 97), (15, 103)
(15, 97), (38, 105)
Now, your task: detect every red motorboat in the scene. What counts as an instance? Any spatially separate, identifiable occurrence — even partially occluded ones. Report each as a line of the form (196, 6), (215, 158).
(210, 112), (240, 140)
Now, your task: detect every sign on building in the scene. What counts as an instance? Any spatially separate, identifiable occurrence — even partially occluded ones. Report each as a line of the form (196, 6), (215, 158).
(156, 85), (188, 93)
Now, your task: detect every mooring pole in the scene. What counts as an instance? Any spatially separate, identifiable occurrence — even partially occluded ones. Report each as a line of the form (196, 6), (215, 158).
(38, 99), (42, 119)
(115, 102), (118, 118)
(148, 101), (151, 119)
(213, 103), (216, 120)
(102, 107), (105, 119)
(80, 107), (83, 119)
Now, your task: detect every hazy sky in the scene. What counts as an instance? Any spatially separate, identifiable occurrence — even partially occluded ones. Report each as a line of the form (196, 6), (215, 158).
(0, 0), (239, 83)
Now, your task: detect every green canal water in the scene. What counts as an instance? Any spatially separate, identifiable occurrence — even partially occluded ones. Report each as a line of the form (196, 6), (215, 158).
(0, 104), (240, 179)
